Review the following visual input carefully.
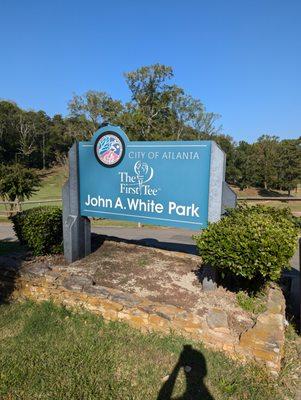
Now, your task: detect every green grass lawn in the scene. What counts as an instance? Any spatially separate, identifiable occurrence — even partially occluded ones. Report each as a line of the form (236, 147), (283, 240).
(0, 301), (299, 400)
(0, 168), (64, 220)
(31, 167), (66, 200)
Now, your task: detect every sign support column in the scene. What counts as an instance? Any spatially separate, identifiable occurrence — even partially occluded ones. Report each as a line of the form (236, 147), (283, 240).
(62, 143), (91, 263)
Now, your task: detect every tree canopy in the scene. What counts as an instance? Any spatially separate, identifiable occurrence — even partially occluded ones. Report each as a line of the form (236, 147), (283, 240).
(0, 64), (300, 195)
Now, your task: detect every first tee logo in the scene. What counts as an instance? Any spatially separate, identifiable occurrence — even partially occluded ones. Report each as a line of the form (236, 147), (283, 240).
(119, 161), (159, 196)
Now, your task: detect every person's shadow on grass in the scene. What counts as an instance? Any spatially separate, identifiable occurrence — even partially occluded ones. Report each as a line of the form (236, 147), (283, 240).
(157, 345), (214, 400)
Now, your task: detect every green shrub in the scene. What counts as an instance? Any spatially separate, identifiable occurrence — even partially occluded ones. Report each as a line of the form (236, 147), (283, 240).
(194, 205), (298, 282)
(226, 203), (301, 229)
(10, 206), (63, 256)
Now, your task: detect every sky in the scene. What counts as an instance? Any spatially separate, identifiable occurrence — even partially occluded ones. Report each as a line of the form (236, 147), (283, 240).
(0, 0), (300, 142)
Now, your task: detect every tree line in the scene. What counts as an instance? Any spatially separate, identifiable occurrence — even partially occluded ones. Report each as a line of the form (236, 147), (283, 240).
(0, 64), (300, 195)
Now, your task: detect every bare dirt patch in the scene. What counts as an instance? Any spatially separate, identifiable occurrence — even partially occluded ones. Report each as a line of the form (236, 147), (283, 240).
(67, 239), (248, 316)
(1, 236), (254, 328)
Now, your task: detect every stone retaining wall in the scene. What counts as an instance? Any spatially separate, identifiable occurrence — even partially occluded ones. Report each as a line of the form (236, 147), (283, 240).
(0, 261), (286, 375)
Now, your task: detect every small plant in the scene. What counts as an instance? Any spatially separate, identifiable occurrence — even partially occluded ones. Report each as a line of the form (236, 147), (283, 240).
(10, 206), (63, 255)
(194, 205), (298, 282)
(236, 291), (267, 314)
(218, 378), (237, 395)
(137, 256), (149, 267)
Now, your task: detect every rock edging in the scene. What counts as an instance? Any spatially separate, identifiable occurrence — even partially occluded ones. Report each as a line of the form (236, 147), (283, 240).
(0, 261), (286, 375)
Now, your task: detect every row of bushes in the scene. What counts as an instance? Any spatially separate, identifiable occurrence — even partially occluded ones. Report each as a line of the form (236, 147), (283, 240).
(10, 204), (299, 284)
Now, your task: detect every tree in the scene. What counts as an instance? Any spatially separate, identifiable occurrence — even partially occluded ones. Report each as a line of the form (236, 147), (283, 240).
(277, 139), (301, 195)
(17, 111), (37, 162)
(31, 110), (51, 169)
(212, 134), (237, 184)
(68, 91), (124, 136)
(124, 64), (175, 140)
(0, 164), (41, 214)
(169, 88), (220, 140)
(233, 141), (256, 189)
(0, 101), (21, 164)
(122, 64), (220, 141)
(252, 135), (279, 190)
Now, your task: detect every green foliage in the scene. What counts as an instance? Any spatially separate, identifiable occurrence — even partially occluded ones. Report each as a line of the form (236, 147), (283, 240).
(10, 206), (62, 255)
(232, 141), (255, 189)
(121, 64), (220, 141)
(0, 67), (300, 195)
(194, 205), (298, 282)
(0, 100), (87, 168)
(0, 164), (41, 203)
(227, 203), (301, 230)
(236, 290), (267, 314)
(68, 90), (124, 137)
(277, 139), (301, 195)
(252, 135), (279, 190)
(230, 136), (301, 193)
(137, 256), (149, 267)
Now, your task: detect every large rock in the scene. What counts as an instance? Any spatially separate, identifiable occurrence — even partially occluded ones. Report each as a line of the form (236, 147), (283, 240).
(238, 287), (285, 376)
(206, 308), (229, 332)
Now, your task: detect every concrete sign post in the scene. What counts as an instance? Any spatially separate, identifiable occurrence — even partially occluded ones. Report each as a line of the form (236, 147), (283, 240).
(63, 125), (236, 262)
(62, 143), (91, 262)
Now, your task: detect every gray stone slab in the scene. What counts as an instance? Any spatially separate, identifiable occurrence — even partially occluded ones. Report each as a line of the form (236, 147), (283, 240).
(62, 143), (91, 263)
(208, 142), (225, 223)
(222, 182), (237, 213)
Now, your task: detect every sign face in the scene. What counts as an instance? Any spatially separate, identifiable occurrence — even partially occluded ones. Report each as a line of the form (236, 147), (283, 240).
(78, 126), (223, 230)
(63, 124), (236, 261)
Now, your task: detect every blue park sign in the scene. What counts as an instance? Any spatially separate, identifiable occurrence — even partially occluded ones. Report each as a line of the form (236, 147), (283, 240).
(62, 125), (236, 262)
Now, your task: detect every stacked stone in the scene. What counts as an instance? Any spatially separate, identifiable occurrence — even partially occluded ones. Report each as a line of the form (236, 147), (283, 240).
(0, 259), (286, 376)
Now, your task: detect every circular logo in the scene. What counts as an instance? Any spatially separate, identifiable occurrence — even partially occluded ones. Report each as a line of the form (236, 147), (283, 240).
(94, 132), (125, 167)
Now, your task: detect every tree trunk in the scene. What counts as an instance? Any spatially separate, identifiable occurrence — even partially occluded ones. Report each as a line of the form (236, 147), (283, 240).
(42, 133), (45, 169)
(15, 197), (21, 213)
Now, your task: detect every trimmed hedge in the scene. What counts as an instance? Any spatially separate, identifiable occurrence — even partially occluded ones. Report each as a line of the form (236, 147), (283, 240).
(10, 206), (63, 256)
(194, 205), (298, 282)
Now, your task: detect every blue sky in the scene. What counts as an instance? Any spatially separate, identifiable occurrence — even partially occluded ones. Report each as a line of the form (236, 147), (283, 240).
(1, 0), (300, 142)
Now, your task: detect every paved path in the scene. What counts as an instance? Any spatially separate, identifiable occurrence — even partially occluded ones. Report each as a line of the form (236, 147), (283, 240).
(0, 223), (15, 242)
(93, 226), (197, 254)
(0, 223), (197, 253)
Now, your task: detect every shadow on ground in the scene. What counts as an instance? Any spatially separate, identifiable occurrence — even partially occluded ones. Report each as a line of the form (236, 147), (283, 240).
(0, 240), (26, 304)
(91, 233), (197, 255)
(157, 345), (214, 400)
(257, 188), (292, 198)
